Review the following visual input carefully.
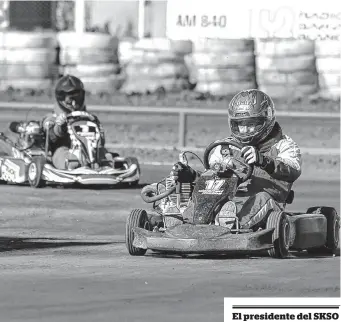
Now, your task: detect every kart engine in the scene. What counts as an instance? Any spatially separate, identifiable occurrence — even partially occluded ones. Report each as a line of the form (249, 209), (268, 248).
(11, 121), (45, 150)
(158, 177), (194, 227)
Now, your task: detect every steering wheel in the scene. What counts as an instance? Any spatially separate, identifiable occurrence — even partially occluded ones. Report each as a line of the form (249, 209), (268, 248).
(203, 139), (253, 183)
(66, 111), (96, 123)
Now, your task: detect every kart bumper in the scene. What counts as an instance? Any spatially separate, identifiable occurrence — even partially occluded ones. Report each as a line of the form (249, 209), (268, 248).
(42, 164), (139, 185)
(132, 227), (275, 254)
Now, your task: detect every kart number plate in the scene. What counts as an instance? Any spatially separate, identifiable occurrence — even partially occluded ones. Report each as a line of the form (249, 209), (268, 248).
(198, 179), (225, 195)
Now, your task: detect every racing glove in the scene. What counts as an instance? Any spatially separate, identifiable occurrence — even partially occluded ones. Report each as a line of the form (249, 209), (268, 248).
(241, 146), (275, 174)
(170, 162), (197, 183)
(53, 113), (68, 137)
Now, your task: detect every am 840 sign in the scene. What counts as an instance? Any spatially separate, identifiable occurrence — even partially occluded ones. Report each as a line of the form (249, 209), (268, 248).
(176, 14), (227, 28)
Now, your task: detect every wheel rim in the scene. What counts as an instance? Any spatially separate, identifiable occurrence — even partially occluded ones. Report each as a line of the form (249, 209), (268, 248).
(283, 220), (290, 249)
(28, 163), (37, 181)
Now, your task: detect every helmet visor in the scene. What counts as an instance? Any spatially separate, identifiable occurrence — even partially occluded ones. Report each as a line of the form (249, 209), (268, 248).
(230, 117), (266, 138)
(58, 90), (85, 112)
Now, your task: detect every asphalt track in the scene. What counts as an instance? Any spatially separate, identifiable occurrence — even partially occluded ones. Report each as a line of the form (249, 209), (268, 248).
(0, 165), (340, 322)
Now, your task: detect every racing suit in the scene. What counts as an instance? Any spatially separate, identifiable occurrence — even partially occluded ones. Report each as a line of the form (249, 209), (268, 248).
(42, 106), (108, 170)
(206, 122), (302, 230)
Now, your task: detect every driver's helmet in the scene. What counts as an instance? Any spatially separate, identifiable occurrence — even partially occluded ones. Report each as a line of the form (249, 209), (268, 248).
(55, 75), (86, 114)
(227, 89), (276, 145)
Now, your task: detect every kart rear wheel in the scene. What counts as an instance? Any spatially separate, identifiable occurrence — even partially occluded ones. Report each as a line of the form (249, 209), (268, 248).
(306, 207), (340, 255)
(28, 157), (46, 188)
(126, 209), (149, 256)
(266, 211), (290, 259)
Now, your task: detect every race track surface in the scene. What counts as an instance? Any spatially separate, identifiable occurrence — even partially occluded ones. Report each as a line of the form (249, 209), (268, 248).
(0, 165), (340, 322)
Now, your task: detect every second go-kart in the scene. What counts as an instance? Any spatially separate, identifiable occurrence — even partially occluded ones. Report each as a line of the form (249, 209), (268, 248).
(0, 111), (140, 188)
(126, 139), (339, 258)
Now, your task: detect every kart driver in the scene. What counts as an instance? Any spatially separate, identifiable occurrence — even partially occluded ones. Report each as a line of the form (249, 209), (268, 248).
(171, 89), (302, 231)
(42, 74), (110, 170)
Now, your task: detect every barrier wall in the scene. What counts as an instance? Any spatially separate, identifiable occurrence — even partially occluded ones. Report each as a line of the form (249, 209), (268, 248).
(315, 41), (341, 100)
(118, 37), (340, 99)
(0, 31), (58, 93)
(0, 31), (340, 100)
(57, 32), (124, 95)
(120, 37), (192, 95)
(255, 39), (319, 99)
(187, 39), (256, 97)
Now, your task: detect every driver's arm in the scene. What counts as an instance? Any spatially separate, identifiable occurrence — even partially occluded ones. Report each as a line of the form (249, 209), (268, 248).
(42, 114), (67, 143)
(261, 137), (302, 183)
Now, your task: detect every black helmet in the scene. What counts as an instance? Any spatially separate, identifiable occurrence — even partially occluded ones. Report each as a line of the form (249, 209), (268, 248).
(228, 89), (276, 145)
(55, 75), (85, 114)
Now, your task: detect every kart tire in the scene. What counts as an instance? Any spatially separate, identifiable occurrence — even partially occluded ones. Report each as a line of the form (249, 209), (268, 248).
(194, 66), (255, 83)
(255, 38), (314, 56)
(189, 51), (255, 68)
(266, 211), (290, 259)
(306, 207), (340, 255)
(257, 83), (318, 99)
(125, 156), (140, 186)
(133, 38), (193, 55)
(194, 80), (257, 97)
(315, 40), (341, 57)
(27, 156), (46, 188)
(256, 70), (318, 86)
(194, 38), (254, 53)
(318, 73), (341, 88)
(120, 78), (189, 95)
(255, 55), (316, 72)
(0, 158), (6, 184)
(125, 62), (189, 79)
(125, 209), (149, 256)
(0, 31), (57, 48)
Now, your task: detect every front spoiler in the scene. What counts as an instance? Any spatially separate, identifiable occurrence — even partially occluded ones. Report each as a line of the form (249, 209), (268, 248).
(42, 164), (139, 185)
(132, 227), (275, 254)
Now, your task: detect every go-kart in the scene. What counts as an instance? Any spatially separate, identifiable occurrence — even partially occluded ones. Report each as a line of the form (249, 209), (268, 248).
(0, 111), (140, 188)
(126, 140), (339, 258)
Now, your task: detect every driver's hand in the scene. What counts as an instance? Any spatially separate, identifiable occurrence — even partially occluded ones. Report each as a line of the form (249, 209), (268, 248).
(241, 146), (264, 166)
(170, 162), (196, 183)
(55, 113), (67, 126)
(53, 113), (68, 137)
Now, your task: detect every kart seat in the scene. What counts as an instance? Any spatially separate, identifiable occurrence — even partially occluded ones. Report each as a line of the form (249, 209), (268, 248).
(285, 190), (294, 204)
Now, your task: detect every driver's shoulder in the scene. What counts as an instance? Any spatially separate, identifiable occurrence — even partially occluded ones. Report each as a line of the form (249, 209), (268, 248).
(274, 134), (301, 152)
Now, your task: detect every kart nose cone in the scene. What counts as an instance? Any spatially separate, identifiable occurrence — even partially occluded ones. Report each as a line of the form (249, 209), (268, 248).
(164, 224), (232, 239)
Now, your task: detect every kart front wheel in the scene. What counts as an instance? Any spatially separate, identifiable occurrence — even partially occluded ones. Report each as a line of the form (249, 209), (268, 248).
(125, 157), (140, 186)
(125, 209), (149, 256)
(28, 157), (46, 188)
(266, 211), (290, 259)
(306, 207), (340, 255)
